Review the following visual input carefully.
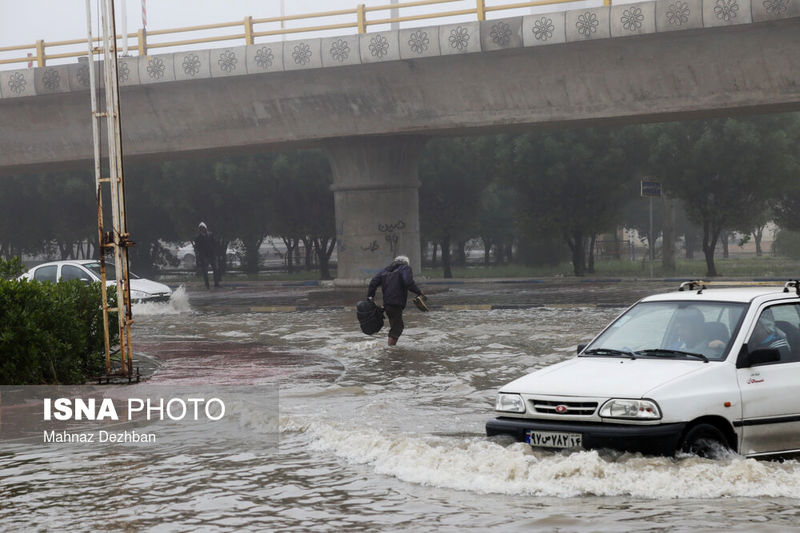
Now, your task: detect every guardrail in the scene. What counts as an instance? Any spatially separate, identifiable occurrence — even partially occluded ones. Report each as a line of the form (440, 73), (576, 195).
(0, 0), (607, 68)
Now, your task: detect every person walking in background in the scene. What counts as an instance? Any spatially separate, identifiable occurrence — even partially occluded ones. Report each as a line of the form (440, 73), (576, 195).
(193, 222), (220, 289)
(367, 255), (424, 346)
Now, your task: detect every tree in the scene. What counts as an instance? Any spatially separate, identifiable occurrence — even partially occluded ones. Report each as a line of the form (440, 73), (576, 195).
(477, 183), (516, 265)
(771, 114), (800, 235)
(124, 162), (183, 276)
(503, 128), (633, 276)
(649, 116), (796, 276)
(622, 188), (664, 268)
(213, 155), (274, 274)
(0, 175), (48, 259)
(159, 155), (273, 277)
(270, 150), (336, 279)
(419, 136), (497, 278)
(735, 208), (771, 257)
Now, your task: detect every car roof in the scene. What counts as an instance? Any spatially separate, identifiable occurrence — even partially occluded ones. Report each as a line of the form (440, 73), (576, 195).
(32, 260), (98, 268)
(641, 286), (797, 304)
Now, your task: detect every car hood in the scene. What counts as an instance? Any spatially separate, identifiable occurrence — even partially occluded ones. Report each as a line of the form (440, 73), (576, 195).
(112, 278), (171, 296)
(500, 357), (710, 398)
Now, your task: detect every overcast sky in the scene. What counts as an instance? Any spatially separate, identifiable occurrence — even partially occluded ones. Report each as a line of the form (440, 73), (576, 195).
(0, 0), (607, 67)
(0, 0), (607, 46)
(0, 1), (364, 46)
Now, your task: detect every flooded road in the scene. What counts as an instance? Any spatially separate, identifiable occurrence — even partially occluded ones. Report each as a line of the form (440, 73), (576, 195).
(3, 281), (800, 531)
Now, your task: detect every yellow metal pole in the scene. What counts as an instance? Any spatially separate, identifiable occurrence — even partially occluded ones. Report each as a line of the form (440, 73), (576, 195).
(137, 28), (147, 55)
(476, 0), (486, 20)
(35, 39), (45, 67)
(357, 4), (366, 33)
(244, 16), (254, 45)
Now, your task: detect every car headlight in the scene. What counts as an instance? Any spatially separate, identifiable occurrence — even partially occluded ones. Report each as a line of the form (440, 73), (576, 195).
(130, 290), (147, 300)
(495, 393), (526, 413)
(599, 399), (661, 420)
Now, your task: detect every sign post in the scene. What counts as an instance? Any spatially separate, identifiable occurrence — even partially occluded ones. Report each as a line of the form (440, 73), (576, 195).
(641, 178), (662, 278)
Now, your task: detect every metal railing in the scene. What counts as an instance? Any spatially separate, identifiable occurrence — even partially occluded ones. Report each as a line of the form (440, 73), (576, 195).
(0, 0), (609, 68)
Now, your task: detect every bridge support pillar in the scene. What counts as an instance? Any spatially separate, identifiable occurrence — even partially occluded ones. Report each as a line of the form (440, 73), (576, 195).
(326, 136), (427, 285)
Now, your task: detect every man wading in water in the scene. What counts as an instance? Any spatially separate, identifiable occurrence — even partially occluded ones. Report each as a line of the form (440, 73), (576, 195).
(367, 255), (425, 346)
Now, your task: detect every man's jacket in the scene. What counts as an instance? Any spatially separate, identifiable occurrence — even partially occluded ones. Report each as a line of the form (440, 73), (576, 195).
(367, 260), (421, 308)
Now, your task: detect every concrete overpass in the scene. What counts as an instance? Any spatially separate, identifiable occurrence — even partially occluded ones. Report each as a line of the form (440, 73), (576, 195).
(1, 0), (799, 280)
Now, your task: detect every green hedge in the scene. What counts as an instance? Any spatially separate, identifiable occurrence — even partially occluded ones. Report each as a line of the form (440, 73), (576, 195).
(0, 277), (119, 385)
(0, 256), (25, 280)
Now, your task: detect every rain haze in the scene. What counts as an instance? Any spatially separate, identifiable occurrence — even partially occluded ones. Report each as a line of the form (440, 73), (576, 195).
(2, 0), (800, 530)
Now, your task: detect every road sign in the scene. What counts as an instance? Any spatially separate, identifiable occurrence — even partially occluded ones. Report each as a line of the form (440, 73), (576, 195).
(641, 179), (662, 198)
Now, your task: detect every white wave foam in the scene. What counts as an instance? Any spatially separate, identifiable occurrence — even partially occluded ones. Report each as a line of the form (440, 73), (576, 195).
(218, 331), (250, 338)
(168, 285), (191, 312)
(285, 416), (800, 499)
(134, 285), (191, 316)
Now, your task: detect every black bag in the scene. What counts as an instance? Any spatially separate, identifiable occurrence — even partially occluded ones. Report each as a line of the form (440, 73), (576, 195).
(356, 299), (385, 335)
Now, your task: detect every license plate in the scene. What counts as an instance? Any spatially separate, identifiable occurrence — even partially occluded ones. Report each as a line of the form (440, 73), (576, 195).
(526, 430), (582, 449)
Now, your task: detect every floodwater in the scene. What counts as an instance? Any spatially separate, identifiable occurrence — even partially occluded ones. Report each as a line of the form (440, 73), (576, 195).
(3, 281), (800, 531)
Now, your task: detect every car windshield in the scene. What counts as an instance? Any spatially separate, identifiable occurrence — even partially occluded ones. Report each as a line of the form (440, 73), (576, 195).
(83, 262), (140, 281)
(583, 301), (748, 361)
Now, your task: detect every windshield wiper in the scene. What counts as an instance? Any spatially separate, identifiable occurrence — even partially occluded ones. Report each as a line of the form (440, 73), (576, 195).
(582, 348), (636, 360)
(638, 349), (709, 363)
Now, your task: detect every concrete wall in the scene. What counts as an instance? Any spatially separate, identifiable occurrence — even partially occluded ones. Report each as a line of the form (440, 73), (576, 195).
(1, 0), (799, 171)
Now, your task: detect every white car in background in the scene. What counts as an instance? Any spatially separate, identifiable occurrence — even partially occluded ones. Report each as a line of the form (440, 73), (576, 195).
(487, 281), (800, 459)
(20, 260), (172, 303)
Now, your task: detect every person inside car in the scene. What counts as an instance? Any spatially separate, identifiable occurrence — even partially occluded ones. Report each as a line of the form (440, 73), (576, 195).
(749, 309), (791, 359)
(670, 307), (726, 354)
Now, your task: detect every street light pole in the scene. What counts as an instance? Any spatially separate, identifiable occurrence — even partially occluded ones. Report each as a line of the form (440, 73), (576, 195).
(649, 195), (654, 278)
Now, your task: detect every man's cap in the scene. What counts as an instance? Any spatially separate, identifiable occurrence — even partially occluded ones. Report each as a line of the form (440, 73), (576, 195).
(394, 255), (410, 265)
(198, 222), (207, 229)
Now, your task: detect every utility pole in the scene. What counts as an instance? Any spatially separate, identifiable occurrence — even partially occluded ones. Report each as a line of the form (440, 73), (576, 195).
(86, 0), (136, 380)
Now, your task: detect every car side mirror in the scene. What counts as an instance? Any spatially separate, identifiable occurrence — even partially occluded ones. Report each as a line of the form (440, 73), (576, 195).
(736, 344), (780, 368)
(577, 343), (587, 354)
(80, 278), (92, 284)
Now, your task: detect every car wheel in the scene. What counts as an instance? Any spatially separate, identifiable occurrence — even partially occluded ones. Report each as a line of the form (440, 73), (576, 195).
(679, 423), (729, 458)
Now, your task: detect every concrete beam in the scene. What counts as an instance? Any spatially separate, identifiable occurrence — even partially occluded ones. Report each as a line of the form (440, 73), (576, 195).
(0, 6), (798, 173)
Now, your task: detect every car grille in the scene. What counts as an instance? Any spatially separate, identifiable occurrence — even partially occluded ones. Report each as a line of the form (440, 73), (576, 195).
(530, 399), (598, 416)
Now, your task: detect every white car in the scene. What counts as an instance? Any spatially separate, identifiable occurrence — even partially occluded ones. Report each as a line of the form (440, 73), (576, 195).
(20, 260), (172, 303)
(487, 281), (800, 458)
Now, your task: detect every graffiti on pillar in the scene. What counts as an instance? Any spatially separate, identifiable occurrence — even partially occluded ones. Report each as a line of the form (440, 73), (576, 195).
(378, 220), (405, 255)
(377, 220), (406, 233)
(361, 240), (380, 252)
(384, 234), (399, 254)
